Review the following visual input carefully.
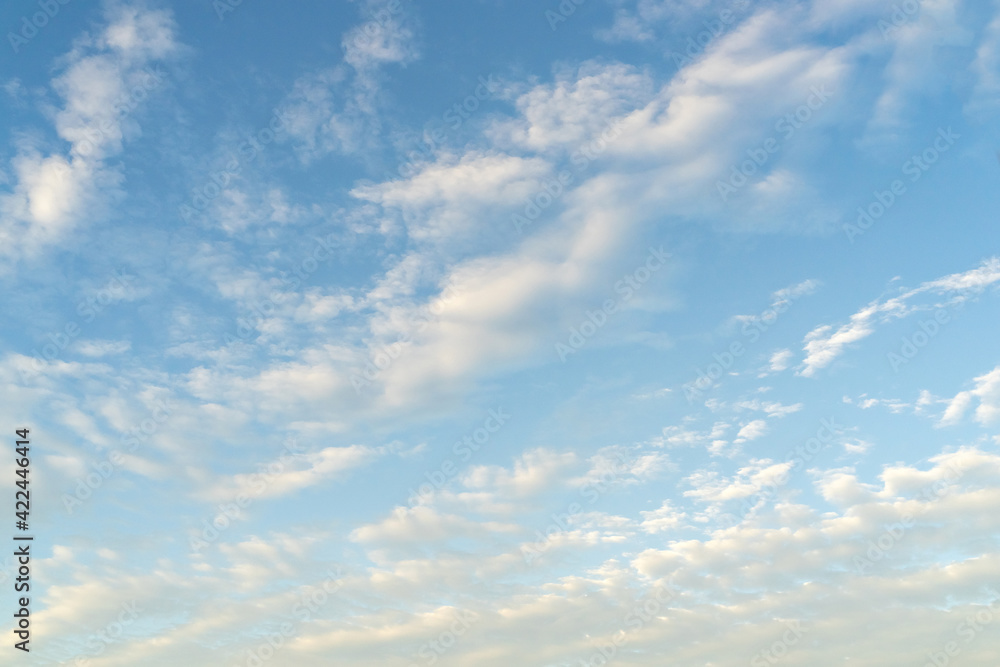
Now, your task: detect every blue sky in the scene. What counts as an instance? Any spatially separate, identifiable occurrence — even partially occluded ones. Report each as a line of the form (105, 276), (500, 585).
(1, 0), (1000, 664)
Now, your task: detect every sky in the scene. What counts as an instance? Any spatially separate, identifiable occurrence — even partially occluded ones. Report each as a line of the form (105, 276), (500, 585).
(0, 0), (999, 665)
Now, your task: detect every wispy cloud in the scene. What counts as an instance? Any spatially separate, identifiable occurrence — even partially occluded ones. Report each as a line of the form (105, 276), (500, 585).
(0, 4), (178, 260)
(800, 258), (1000, 377)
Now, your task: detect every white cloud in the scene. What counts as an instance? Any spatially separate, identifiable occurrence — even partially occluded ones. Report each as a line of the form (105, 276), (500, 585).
(767, 348), (793, 373)
(463, 448), (578, 498)
(939, 365), (1000, 426)
(0, 5), (177, 260)
(734, 279), (819, 332)
(572, 447), (674, 488)
(8, 4), (1000, 666)
(734, 418), (769, 442)
(735, 399), (803, 417)
(490, 62), (655, 153)
(203, 445), (380, 503)
(843, 439), (872, 455)
(341, 0), (420, 72)
(864, 0), (972, 137)
(683, 459), (793, 503)
(351, 151), (552, 244)
(327, 11), (864, 406)
(279, 0), (419, 160)
(845, 394), (912, 414)
(351, 505), (516, 544)
(800, 258), (1000, 377)
(657, 421), (730, 449)
(773, 278), (820, 302)
(640, 500), (687, 534)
